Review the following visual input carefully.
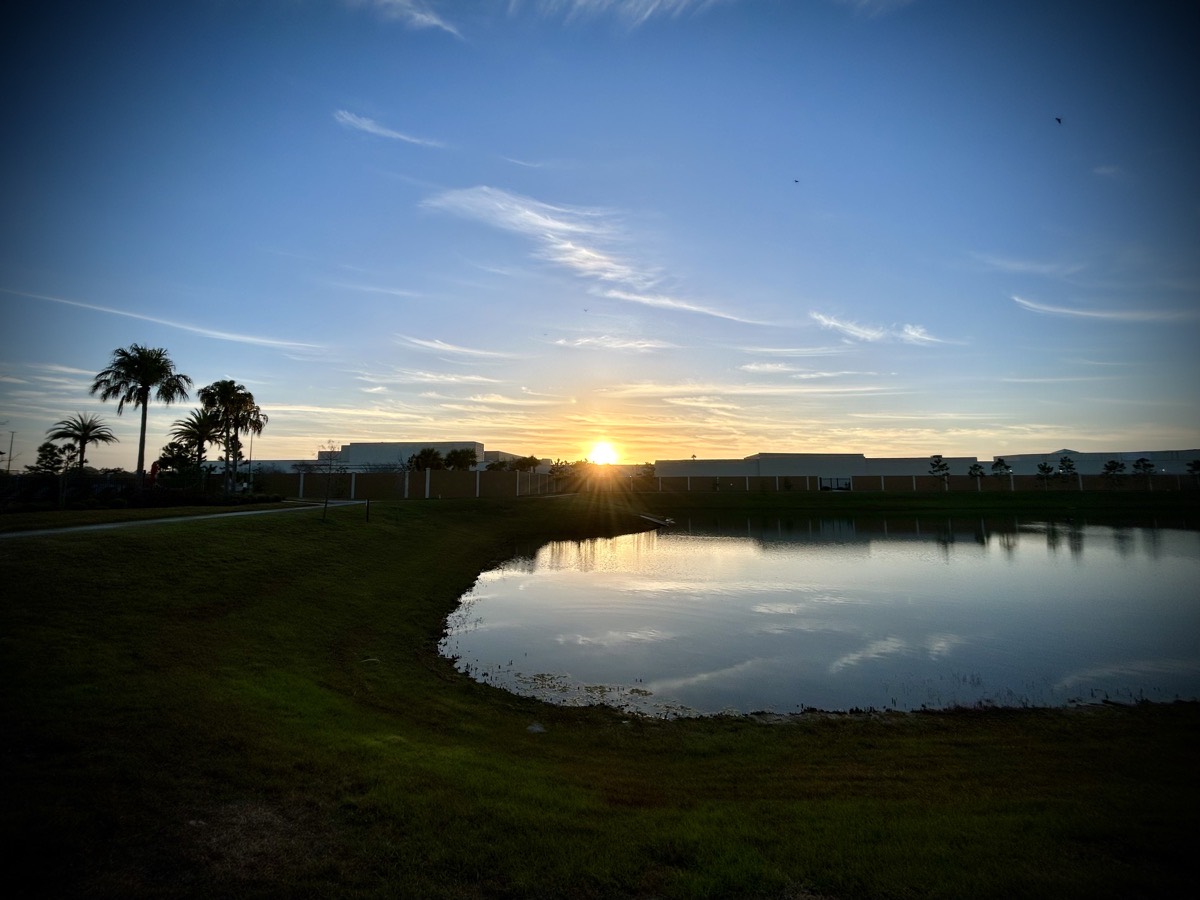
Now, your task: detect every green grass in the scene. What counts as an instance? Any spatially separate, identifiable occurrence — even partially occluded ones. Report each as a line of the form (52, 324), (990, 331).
(2, 492), (1198, 898)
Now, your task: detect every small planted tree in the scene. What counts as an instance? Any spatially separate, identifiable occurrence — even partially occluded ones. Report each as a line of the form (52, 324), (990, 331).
(928, 454), (950, 490)
(1058, 455), (1077, 479)
(991, 458), (1011, 477)
(1036, 462), (1055, 490)
(1131, 457), (1155, 489)
(1101, 459), (1126, 490)
(967, 463), (985, 478)
(1188, 459), (1200, 485)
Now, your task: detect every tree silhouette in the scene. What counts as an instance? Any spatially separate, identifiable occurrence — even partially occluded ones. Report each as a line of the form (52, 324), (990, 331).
(444, 448), (479, 471)
(1131, 457), (1155, 488)
(928, 454), (950, 489)
(1036, 462), (1055, 489)
(1101, 459), (1126, 489)
(91, 345), (192, 489)
(406, 447), (445, 471)
(45, 413), (119, 471)
(170, 408), (223, 472)
(199, 380), (267, 493)
(26, 441), (69, 475)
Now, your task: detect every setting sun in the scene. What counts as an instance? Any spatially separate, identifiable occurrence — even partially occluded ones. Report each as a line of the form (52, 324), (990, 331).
(588, 441), (620, 466)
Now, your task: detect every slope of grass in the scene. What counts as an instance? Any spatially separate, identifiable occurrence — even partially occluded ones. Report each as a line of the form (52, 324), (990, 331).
(2, 493), (1197, 898)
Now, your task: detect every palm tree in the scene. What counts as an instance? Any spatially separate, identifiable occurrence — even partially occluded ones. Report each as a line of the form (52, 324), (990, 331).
(91, 345), (192, 488)
(198, 380), (268, 493)
(45, 413), (119, 471)
(169, 408), (223, 471)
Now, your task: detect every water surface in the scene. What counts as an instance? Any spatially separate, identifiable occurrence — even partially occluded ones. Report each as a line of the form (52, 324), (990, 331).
(439, 517), (1200, 716)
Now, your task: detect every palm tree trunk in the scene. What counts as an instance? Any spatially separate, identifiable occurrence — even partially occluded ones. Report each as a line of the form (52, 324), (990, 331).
(136, 395), (150, 490)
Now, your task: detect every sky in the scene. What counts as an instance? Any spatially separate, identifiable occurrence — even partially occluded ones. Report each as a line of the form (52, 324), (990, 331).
(2, 0), (1198, 472)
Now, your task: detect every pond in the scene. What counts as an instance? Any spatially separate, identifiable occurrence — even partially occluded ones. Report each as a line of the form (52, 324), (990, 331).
(438, 516), (1200, 717)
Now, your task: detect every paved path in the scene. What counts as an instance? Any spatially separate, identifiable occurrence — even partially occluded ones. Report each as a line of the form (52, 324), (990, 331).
(0, 500), (366, 539)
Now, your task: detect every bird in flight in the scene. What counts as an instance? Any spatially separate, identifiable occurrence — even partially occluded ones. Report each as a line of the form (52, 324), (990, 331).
(1055, 117), (1063, 125)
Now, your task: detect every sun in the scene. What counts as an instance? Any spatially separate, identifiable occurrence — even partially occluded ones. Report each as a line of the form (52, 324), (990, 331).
(588, 441), (621, 466)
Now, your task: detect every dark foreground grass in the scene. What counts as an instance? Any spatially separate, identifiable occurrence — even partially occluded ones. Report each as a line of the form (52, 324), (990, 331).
(2, 492), (1198, 898)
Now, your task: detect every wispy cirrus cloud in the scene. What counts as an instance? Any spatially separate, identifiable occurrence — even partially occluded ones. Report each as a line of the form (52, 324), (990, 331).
(394, 334), (520, 358)
(971, 252), (1084, 278)
(334, 110), (444, 147)
(738, 344), (850, 357)
(468, 392), (561, 406)
(603, 289), (764, 323)
(809, 312), (887, 342)
(1092, 164), (1121, 177)
(602, 380), (895, 399)
(329, 281), (421, 299)
(555, 334), (676, 351)
(809, 311), (954, 345)
(423, 185), (755, 323)
(397, 370), (504, 384)
(528, 0), (734, 27)
(739, 362), (799, 374)
(1011, 295), (1196, 322)
(834, 0), (916, 16)
(3, 288), (322, 351)
(348, 0), (461, 36)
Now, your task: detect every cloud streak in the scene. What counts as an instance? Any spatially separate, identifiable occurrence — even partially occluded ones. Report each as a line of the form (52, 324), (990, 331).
(810, 311), (953, 344)
(530, 0), (733, 27)
(1011, 295), (1196, 322)
(334, 110), (444, 147)
(555, 335), (676, 350)
(972, 252), (1084, 278)
(424, 185), (756, 323)
(394, 334), (521, 358)
(349, 0), (461, 36)
(3, 288), (323, 351)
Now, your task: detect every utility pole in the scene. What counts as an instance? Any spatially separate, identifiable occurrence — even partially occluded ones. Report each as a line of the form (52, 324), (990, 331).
(6, 431), (13, 474)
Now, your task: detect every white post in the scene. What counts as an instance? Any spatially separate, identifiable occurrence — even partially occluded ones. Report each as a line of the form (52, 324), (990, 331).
(880, 475), (885, 492)
(403, 470), (409, 500)
(350, 472), (356, 500)
(298, 472), (305, 499)
(425, 468), (431, 499)
(745, 476), (750, 491)
(976, 476), (981, 493)
(912, 475), (917, 492)
(1009, 473), (1014, 492)
(476, 470), (481, 498)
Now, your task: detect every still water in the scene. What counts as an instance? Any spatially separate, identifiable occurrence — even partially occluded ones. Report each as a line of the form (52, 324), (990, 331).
(439, 517), (1200, 717)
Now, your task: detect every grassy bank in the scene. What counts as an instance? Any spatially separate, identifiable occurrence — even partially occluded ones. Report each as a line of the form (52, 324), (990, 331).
(2, 493), (1197, 898)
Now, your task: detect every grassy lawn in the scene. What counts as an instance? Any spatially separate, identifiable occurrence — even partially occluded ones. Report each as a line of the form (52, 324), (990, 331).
(2, 492), (1198, 898)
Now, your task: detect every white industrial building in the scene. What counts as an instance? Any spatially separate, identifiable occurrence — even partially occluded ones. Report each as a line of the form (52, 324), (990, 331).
(655, 449), (1198, 478)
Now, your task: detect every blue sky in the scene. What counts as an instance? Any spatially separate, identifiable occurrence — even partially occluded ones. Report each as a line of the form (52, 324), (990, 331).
(2, 0), (1198, 471)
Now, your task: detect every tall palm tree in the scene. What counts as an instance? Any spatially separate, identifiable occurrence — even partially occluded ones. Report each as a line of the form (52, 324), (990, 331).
(91, 345), (192, 488)
(198, 379), (268, 493)
(45, 413), (120, 471)
(169, 408), (223, 471)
